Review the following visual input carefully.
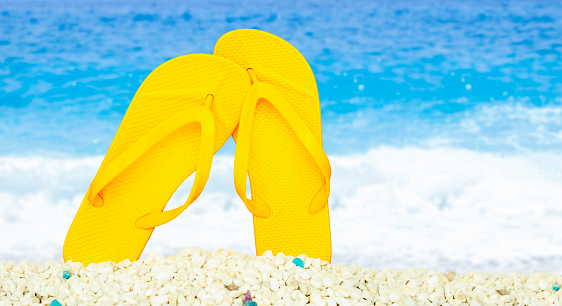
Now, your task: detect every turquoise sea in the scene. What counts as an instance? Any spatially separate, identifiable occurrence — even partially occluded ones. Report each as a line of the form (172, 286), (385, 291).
(1, 0), (562, 155)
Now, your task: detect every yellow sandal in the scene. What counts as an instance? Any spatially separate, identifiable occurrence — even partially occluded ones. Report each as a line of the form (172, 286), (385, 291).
(63, 54), (251, 265)
(214, 29), (332, 262)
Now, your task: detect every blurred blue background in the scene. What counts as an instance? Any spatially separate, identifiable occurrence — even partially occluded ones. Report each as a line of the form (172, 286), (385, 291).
(2, 0), (562, 273)
(1, 0), (561, 156)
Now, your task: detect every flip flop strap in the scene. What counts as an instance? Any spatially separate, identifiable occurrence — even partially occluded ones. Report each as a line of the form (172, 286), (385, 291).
(234, 78), (331, 218)
(88, 96), (216, 230)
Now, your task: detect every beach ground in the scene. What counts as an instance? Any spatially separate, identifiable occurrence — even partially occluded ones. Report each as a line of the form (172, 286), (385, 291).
(1, 248), (561, 305)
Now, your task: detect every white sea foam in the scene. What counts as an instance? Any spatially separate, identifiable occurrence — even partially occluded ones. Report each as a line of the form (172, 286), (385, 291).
(1, 147), (562, 274)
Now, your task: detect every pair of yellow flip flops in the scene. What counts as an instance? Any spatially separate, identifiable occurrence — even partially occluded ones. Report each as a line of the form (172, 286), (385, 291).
(63, 29), (332, 266)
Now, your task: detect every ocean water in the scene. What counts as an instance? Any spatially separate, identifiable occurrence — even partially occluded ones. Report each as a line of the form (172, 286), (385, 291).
(1, 0), (562, 274)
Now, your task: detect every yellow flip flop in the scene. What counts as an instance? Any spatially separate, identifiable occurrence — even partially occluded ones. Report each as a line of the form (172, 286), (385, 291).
(214, 29), (332, 262)
(63, 54), (251, 265)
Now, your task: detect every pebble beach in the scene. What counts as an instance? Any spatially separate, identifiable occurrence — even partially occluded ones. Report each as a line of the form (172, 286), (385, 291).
(1, 248), (561, 306)
(3, 1), (562, 305)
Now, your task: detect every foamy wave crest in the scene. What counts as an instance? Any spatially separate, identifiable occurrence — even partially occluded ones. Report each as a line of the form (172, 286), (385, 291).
(1, 148), (562, 273)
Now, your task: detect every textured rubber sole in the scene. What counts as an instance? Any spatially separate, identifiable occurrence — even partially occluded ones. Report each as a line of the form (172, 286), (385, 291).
(63, 54), (251, 265)
(214, 30), (332, 262)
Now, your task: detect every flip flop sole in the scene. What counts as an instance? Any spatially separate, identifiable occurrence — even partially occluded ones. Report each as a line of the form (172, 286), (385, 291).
(63, 54), (251, 265)
(214, 30), (332, 262)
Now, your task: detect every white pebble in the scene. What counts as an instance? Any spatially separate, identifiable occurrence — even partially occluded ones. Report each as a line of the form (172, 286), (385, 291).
(274, 257), (285, 266)
(298, 271), (311, 280)
(389, 291), (400, 302)
(323, 277), (335, 287)
(311, 279), (323, 289)
(270, 277), (280, 291)
(155, 271), (171, 283)
(221, 275), (233, 286)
